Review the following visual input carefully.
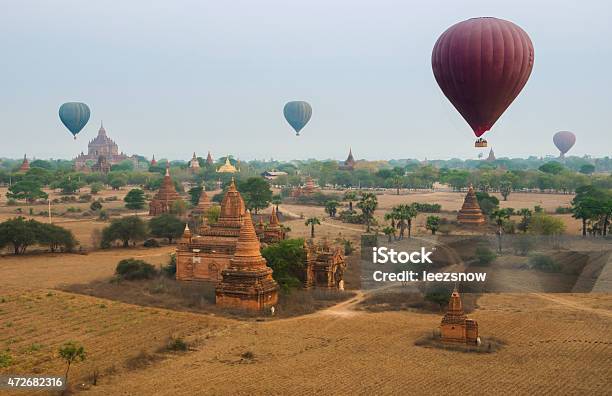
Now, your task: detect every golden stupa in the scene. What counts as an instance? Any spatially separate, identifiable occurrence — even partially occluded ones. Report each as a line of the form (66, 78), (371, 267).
(217, 156), (238, 173)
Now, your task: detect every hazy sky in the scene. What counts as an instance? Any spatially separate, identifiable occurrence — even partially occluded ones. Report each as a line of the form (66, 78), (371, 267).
(1, 0), (611, 161)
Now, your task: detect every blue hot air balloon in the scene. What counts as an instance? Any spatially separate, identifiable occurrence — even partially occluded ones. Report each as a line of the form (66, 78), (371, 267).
(283, 101), (312, 136)
(59, 102), (90, 139)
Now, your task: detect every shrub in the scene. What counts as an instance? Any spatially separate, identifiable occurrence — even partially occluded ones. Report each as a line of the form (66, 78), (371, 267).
(0, 351), (12, 368)
(512, 235), (535, 256)
(143, 238), (160, 248)
(412, 202), (442, 213)
(529, 254), (560, 273)
(261, 239), (306, 292)
(165, 337), (188, 352)
(338, 210), (364, 224)
(555, 206), (572, 214)
(115, 258), (158, 280)
(162, 254), (177, 277)
(474, 246), (496, 266)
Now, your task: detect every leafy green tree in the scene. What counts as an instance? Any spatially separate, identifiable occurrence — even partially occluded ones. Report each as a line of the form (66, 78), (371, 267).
(391, 175), (404, 195)
(304, 217), (321, 238)
(571, 185), (612, 236)
(425, 215), (441, 235)
(149, 214), (184, 244)
(539, 161), (565, 175)
(108, 175), (127, 190)
(475, 191), (499, 215)
(261, 238), (306, 292)
(124, 188), (146, 212)
(382, 226), (396, 242)
(101, 216), (147, 248)
(528, 212), (566, 235)
(115, 258), (158, 280)
(579, 164), (595, 175)
(59, 342), (86, 384)
(6, 180), (48, 203)
(499, 180), (512, 201)
(324, 200), (340, 217)
(90, 182), (104, 194)
(36, 223), (77, 252)
(0, 217), (38, 254)
(238, 177), (273, 214)
(357, 192), (378, 233)
(54, 177), (82, 195)
(188, 186), (203, 206)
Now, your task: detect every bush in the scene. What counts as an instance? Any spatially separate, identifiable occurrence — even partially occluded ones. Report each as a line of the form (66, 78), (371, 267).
(165, 337), (188, 352)
(0, 351), (12, 368)
(529, 254), (561, 273)
(474, 246), (496, 266)
(115, 258), (158, 280)
(512, 235), (535, 256)
(555, 206), (572, 214)
(143, 238), (160, 248)
(412, 202), (442, 213)
(162, 254), (177, 277)
(338, 210), (364, 224)
(261, 239), (306, 292)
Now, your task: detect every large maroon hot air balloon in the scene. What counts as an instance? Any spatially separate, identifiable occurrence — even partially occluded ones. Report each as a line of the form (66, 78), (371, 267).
(432, 17), (535, 147)
(553, 131), (576, 158)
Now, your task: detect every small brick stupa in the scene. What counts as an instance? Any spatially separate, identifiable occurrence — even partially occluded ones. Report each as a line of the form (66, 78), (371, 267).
(457, 185), (486, 226)
(440, 287), (479, 345)
(150, 155), (157, 166)
(18, 154), (30, 172)
(149, 162), (183, 216)
(194, 186), (213, 214)
(216, 212), (279, 311)
(206, 151), (214, 165)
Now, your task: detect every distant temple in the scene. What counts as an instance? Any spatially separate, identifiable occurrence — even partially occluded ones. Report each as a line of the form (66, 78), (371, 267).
(217, 156), (238, 173)
(255, 208), (287, 245)
(339, 148), (356, 171)
(302, 239), (346, 289)
(91, 155), (111, 174)
(74, 122), (136, 171)
(18, 154), (30, 172)
(215, 213), (279, 311)
(292, 176), (318, 197)
(440, 287), (479, 345)
(149, 163), (183, 216)
(486, 148), (496, 161)
(206, 151), (214, 165)
(192, 186), (214, 215)
(457, 185), (486, 226)
(150, 155), (157, 166)
(188, 152), (200, 172)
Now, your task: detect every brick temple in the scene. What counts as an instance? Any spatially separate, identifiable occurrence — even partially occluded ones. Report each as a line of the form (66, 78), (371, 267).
(339, 148), (356, 171)
(302, 239), (346, 289)
(74, 122), (136, 171)
(255, 207), (286, 245)
(440, 287), (479, 345)
(292, 176), (318, 197)
(215, 212), (279, 311)
(18, 154), (30, 172)
(457, 185), (486, 225)
(149, 162), (183, 216)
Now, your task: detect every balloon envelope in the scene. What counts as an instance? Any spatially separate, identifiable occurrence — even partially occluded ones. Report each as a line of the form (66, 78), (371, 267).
(553, 131), (576, 155)
(432, 17), (534, 137)
(59, 102), (90, 138)
(283, 101), (312, 135)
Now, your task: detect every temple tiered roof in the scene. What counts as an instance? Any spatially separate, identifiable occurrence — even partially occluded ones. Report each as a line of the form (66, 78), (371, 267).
(457, 185), (486, 226)
(18, 154), (30, 172)
(149, 162), (183, 216)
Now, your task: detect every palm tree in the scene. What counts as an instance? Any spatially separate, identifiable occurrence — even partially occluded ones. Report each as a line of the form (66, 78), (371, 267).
(425, 215), (441, 235)
(392, 175), (404, 195)
(490, 208), (513, 253)
(305, 217), (321, 238)
(357, 192), (378, 233)
(387, 204), (417, 239)
(343, 191), (358, 212)
(324, 200), (340, 217)
(271, 194), (282, 212)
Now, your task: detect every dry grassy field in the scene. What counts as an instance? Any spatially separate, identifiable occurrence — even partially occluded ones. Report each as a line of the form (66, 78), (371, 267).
(1, 187), (609, 395)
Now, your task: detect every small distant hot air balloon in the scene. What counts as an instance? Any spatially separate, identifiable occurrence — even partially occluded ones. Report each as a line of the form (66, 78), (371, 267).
(283, 101), (312, 136)
(59, 102), (90, 139)
(432, 17), (535, 148)
(553, 131), (576, 158)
